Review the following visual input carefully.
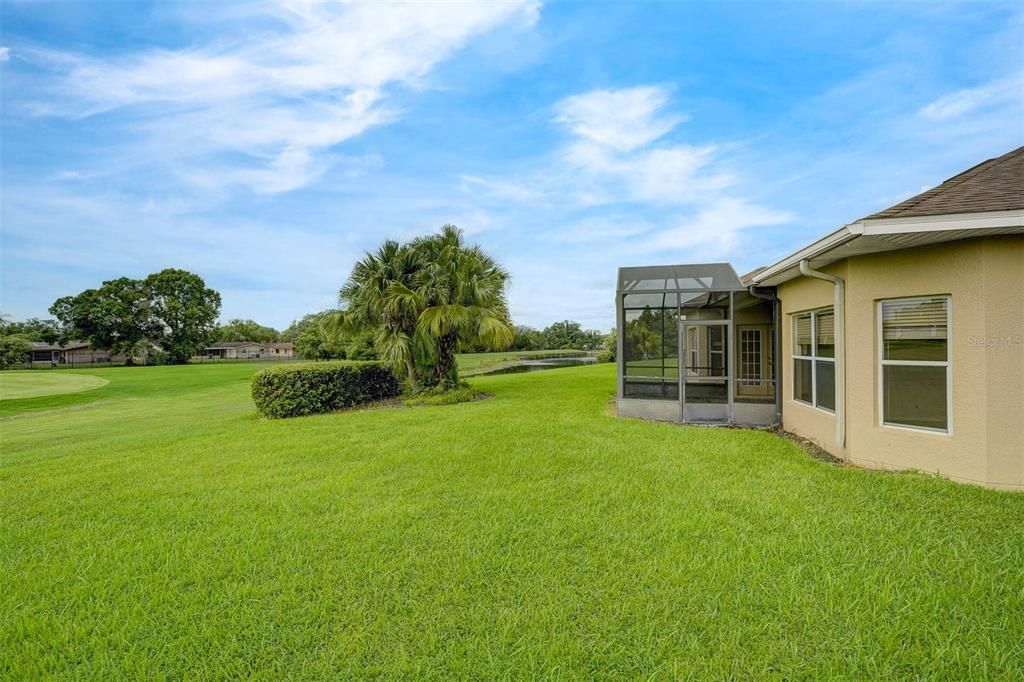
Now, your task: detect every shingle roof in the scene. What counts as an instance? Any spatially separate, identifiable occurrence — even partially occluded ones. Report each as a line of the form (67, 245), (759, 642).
(864, 146), (1024, 220)
(206, 341), (267, 349)
(28, 341), (90, 351)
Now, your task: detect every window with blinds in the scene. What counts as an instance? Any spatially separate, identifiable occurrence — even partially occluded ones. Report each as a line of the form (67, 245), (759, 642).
(881, 297), (948, 362)
(792, 308), (834, 410)
(794, 314), (812, 356)
(816, 311), (835, 358)
(879, 296), (950, 432)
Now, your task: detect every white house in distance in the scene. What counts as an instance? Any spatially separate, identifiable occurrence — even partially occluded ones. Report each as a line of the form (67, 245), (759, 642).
(203, 342), (295, 360)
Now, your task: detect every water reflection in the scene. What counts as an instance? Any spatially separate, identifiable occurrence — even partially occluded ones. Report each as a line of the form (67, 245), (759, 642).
(476, 357), (597, 376)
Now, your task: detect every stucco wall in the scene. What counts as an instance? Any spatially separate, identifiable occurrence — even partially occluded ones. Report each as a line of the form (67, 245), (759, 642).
(980, 237), (1024, 487)
(778, 235), (1023, 490)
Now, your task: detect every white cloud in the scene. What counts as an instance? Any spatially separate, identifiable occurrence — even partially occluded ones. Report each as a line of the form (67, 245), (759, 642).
(0, 184), (359, 327)
(0, 47), (10, 62)
(500, 85), (741, 212)
(458, 175), (543, 203)
(50, 169), (92, 181)
(466, 85), (738, 209)
(553, 85), (686, 152)
(450, 84), (793, 329)
(543, 215), (658, 243)
(24, 1), (540, 194)
(919, 73), (1024, 120)
(649, 198), (793, 253)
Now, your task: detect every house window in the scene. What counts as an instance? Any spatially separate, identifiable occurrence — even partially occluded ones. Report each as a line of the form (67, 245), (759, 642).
(740, 328), (762, 386)
(878, 296), (950, 433)
(792, 308), (835, 411)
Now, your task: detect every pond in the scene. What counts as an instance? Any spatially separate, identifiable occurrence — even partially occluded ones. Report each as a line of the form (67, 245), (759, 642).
(476, 356), (598, 376)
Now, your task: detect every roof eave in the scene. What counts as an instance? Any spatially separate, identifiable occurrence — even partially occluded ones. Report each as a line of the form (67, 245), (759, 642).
(750, 224), (859, 287)
(751, 209), (1024, 287)
(857, 208), (1024, 235)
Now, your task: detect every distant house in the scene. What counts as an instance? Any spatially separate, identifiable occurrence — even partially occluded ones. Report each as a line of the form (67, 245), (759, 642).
(27, 342), (118, 365)
(616, 146), (1023, 489)
(269, 342), (295, 358)
(203, 341), (295, 359)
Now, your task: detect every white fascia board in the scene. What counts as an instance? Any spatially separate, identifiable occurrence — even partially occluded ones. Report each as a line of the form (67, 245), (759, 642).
(750, 225), (858, 285)
(751, 209), (1024, 287)
(856, 209), (1024, 235)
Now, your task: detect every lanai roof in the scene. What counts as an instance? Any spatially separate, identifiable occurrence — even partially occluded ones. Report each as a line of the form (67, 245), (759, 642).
(617, 263), (744, 294)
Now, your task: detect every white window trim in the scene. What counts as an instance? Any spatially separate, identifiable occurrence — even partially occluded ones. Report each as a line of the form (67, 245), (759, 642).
(876, 295), (953, 436)
(792, 307), (835, 413)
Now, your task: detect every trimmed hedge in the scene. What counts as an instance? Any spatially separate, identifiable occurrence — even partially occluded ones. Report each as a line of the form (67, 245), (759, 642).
(251, 361), (400, 419)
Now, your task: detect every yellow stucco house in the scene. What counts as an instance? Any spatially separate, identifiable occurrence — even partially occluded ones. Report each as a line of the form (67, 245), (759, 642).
(616, 146), (1023, 489)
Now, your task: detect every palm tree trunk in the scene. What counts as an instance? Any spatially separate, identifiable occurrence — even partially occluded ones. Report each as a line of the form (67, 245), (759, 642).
(435, 331), (458, 388)
(406, 358), (419, 391)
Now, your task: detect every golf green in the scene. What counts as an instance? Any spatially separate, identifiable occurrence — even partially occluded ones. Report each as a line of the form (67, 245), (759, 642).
(0, 372), (110, 400)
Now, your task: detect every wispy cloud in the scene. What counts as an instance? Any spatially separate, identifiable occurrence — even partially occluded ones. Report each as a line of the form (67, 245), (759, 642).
(552, 86), (731, 206)
(1, 184), (358, 320)
(22, 1), (539, 194)
(463, 84), (790, 253)
(4, 1), (1019, 333)
(553, 85), (686, 152)
(919, 72), (1023, 120)
(649, 198), (792, 252)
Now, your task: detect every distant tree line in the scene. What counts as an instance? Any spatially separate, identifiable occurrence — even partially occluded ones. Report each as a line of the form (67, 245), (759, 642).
(508, 320), (607, 352)
(0, 317), (63, 344)
(214, 319), (280, 344)
(280, 312), (377, 361)
(0, 269), (221, 366)
(2, 304), (615, 368)
(1, 258), (615, 369)
(47, 268), (222, 364)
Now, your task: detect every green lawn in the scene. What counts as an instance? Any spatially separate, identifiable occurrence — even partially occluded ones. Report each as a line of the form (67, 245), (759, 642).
(2, 361), (1022, 679)
(0, 371), (109, 400)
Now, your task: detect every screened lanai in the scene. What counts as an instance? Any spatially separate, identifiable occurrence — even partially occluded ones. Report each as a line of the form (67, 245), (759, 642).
(615, 263), (779, 426)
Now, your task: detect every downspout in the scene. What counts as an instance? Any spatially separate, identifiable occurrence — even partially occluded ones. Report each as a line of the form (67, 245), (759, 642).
(748, 285), (782, 426)
(798, 260), (846, 449)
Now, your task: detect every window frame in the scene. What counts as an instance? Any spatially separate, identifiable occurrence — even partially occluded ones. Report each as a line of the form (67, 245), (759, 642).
(876, 295), (953, 436)
(792, 307), (835, 413)
(687, 326), (698, 373)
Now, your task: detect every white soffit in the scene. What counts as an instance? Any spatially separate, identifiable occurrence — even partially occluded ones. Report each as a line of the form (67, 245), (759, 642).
(752, 210), (1024, 287)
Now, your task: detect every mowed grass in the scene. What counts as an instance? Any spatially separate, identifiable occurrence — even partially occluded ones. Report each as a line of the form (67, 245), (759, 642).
(0, 371), (108, 400)
(2, 362), (1023, 679)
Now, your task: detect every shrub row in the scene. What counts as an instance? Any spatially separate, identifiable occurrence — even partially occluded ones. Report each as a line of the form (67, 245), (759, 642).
(251, 361), (400, 419)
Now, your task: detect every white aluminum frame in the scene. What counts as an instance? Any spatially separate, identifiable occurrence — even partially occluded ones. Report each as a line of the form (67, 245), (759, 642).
(876, 295), (953, 436)
(679, 318), (732, 423)
(791, 307), (836, 413)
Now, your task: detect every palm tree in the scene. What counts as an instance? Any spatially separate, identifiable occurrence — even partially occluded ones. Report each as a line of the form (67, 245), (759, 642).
(333, 226), (513, 390)
(408, 225), (513, 388)
(327, 239), (424, 388)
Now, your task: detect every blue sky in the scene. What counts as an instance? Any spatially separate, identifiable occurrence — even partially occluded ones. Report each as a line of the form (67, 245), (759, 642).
(2, 1), (1022, 331)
